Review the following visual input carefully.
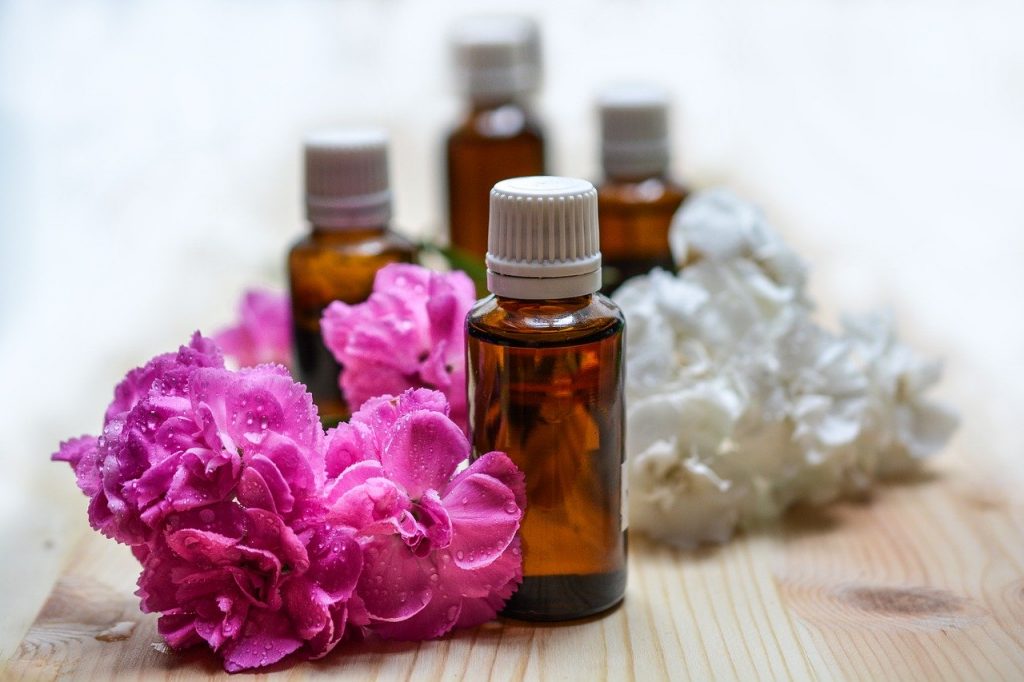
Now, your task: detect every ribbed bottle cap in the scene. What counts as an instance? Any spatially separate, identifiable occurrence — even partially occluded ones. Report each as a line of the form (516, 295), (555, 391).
(486, 176), (602, 299)
(304, 129), (392, 229)
(451, 16), (540, 102)
(599, 84), (670, 179)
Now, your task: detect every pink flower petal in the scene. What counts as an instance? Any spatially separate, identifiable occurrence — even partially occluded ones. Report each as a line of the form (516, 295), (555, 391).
(220, 612), (304, 673)
(350, 389), (450, 435)
(237, 464), (283, 515)
(357, 535), (432, 622)
(305, 527), (362, 601)
(374, 262), (433, 295)
(156, 610), (202, 650)
(52, 435), (100, 496)
(426, 269), (476, 352)
(452, 451), (527, 511)
(381, 410), (468, 499)
(281, 578), (330, 641)
(368, 590), (463, 641)
(243, 509), (310, 576)
(214, 289), (292, 369)
(327, 474), (409, 532)
(443, 472), (521, 569)
(323, 421), (375, 478)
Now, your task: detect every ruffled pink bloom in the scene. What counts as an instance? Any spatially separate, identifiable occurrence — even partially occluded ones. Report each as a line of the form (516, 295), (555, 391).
(323, 389), (525, 640)
(52, 334), (323, 547)
(215, 289), (293, 369)
(137, 503), (362, 672)
(320, 264), (476, 434)
(53, 333), (226, 545)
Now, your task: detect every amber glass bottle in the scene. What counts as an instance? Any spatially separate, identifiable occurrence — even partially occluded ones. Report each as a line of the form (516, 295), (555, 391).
(447, 16), (545, 259)
(467, 177), (626, 621)
(288, 130), (415, 425)
(596, 85), (689, 294)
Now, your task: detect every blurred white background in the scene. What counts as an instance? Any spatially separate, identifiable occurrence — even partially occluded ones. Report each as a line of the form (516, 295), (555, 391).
(1, 0), (1022, 657)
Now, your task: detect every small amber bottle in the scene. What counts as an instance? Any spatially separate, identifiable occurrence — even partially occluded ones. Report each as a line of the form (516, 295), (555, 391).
(288, 130), (415, 425)
(467, 176), (626, 621)
(596, 85), (689, 294)
(446, 17), (546, 259)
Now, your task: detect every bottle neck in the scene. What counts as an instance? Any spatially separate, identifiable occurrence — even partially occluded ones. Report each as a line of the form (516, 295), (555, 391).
(495, 293), (594, 306)
(310, 221), (389, 240)
(468, 94), (528, 114)
(487, 269), (602, 300)
(603, 168), (670, 185)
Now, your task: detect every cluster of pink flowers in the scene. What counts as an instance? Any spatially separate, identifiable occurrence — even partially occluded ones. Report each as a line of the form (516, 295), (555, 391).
(321, 264), (476, 434)
(53, 334), (523, 672)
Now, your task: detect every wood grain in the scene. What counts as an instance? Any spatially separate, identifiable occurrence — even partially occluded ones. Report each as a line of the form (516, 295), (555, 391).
(4, 459), (1023, 681)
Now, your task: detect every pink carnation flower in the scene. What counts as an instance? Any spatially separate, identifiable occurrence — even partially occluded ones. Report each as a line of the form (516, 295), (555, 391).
(136, 503), (362, 672)
(53, 333), (226, 545)
(320, 264), (476, 433)
(53, 334), (323, 547)
(215, 289), (293, 369)
(323, 389), (525, 640)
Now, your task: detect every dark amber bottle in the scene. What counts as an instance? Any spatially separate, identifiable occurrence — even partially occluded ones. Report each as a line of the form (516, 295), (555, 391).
(467, 177), (626, 621)
(596, 85), (689, 294)
(447, 16), (545, 259)
(288, 130), (415, 425)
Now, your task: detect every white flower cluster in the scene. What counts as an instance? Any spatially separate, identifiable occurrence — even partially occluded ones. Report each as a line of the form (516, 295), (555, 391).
(614, 189), (959, 549)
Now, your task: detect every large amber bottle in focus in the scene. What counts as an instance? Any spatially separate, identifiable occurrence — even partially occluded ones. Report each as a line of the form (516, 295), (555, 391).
(447, 16), (545, 259)
(596, 85), (689, 295)
(288, 130), (415, 425)
(467, 177), (626, 621)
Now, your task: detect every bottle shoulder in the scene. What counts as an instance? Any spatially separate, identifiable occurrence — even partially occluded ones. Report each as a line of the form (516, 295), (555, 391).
(289, 227), (417, 257)
(597, 176), (689, 208)
(467, 293), (624, 348)
(448, 103), (544, 143)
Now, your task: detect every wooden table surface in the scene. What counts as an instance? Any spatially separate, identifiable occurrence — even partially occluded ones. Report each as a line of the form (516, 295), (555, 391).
(5, 454), (1023, 681)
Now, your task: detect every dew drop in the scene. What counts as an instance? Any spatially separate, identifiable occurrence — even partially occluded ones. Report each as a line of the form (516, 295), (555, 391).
(455, 550), (465, 561)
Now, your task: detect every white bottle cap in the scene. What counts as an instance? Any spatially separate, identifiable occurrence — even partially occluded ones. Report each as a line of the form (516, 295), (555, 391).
(451, 16), (540, 102)
(486, 176), (602, 299)
(304, 129), (392, 229)
(599, 84), (670, 179)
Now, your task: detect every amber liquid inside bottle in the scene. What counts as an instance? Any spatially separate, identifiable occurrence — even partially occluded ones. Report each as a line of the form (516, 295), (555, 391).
(446, 101), (545, 259)
(467, 294), (626, 621)
(597, 176), (688, 295)
(287, 226), (415, 425)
